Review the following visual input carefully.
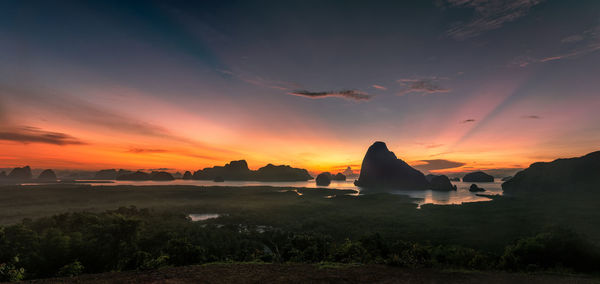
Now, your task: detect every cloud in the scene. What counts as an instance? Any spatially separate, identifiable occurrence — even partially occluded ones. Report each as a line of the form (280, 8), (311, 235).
(413, 159), (466, 172)
(445, 0), (544, 40)
(561, 35), (584, 43)
(522, 115), (541, 119)
(289, 90), (372, 101)
(127, 148), (169, 153)
(540, 43), (600, 62)
(372, 84), (388, 90)
(397, 78), (451, 96)
(512, 25), (600, 66)
(0, 84), (245, 158)
(461, 119), (476, 123)
(220, 69), (301, 91)
(0, 126), (85, 145)
(0, 84), (203, 145)
(415, 142), (445, 149)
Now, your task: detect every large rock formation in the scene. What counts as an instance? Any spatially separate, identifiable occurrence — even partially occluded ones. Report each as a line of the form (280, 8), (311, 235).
(253, 164), (313, 181)
(332, 173), (346, 181)
(462, 171), (494, 182)
(502, 151), (600, 194)
(343, 166), (358, 178)
(0, 171), (6, 179)
(428, 174), (457, 191)
(182, 171), (193, 180)
(94, 169), (117, 180)
(94, 169), (133, 180)
(354, 142), (429, 189)
(150, 171), (175, 181)
(316, 172), (331, 186)
(192, 160), (252, 180)
(8, 166), (32, 180)
(192, 160), (312, 181)
(37, 169), (57, 181)
(117, 171), (151, 181)
(469, 184), (485, 192)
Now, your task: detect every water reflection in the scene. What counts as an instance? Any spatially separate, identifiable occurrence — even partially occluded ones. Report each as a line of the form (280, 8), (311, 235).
(188, 213), (220, 221)
(48, 179), (503, 206)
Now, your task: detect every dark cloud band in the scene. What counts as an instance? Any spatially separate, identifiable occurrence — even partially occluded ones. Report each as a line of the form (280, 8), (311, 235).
(289, 90), (372, 101)
(0, 126), (85, 145)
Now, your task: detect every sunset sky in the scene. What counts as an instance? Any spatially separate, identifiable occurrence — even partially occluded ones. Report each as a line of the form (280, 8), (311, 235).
(1, 0), (599, 175)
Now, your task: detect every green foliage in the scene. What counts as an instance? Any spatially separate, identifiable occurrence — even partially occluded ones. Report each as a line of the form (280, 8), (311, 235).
(500, 228), (600, 272)
(57, 261), (84, 277)
(1, 206), (599, 280)
(0, 257), (25, 282)
(1, 184), (600, 280)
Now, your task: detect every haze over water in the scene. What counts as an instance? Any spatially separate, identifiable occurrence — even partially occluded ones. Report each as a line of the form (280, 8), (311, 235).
(53, 179), (503, 206)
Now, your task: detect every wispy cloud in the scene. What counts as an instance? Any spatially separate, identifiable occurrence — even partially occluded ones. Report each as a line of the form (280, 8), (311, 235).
(372, 84), (388, 90)
(0, 126), (85, 145)
(445, 0), (544, 40)
(413, 159), (466, 172)
(289, 90), (372, 101)
(561, 35), (584, 43)
(397, 78), (451, 96)
(127, 148), (169, 154)
(0, 84), (244, 158)
(415, 142), (445, 149)
(461, 119), (476, 123)
(0, 84), (191, 143)
(219, 69), (300, 91)
(511, 25), (600, 66)
(522, 115), (541, 119)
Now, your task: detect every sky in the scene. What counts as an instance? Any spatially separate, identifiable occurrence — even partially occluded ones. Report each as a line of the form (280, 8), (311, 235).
(1, 0), (599, 175)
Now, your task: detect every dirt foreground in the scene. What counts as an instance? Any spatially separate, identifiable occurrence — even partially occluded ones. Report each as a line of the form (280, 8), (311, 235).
(24, 263), (599, 284)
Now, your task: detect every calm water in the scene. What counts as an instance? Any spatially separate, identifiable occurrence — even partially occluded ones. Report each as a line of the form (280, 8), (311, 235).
(188, 213), (220, 221)
(66, 178), (503, 207)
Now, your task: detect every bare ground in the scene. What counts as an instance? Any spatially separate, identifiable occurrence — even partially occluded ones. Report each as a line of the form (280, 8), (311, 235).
(24, 264), (599, 284)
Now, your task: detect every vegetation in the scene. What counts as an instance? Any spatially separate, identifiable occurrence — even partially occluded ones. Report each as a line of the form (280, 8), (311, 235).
(0, 184), (599, 280)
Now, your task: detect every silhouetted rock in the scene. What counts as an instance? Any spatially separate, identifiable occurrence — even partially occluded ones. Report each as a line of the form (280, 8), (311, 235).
(38, 169), (57, 181)
(94, 169), (134, 180)
(94, 169), (117, 180)
(0, 171), (6, 179)
(192, 160), (312, 181)
(316, 172), (332, 186)
(117, 171), (151, 181)
(501, 176), (513, 181)
(469, 184), (485, 192)
(193, 160), (252, 180)
(354, 142), (429, 189)
(449, 177), (461, 182)
(182, 171), (193, 180)
(213, 176), (225, 182)
(502, 151), (600, 194)
(172, 172), (182, 179)
(8, 166), (32, 180)
(117, 169), (133, 178)
(343, 166), (358, 178)
(425, 174), (436, 182)
(253, 164), (313, 181)
(151, 171), (174, 181)
(428, 174), (457, 191)
(332, 173), (346, 181)
(462, 171), (494, 182)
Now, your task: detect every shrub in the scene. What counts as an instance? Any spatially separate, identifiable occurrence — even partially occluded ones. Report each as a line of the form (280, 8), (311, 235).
(57, 261), (84, 277)
(500, 228), (600, 272)
(0, 257), (25, 282)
